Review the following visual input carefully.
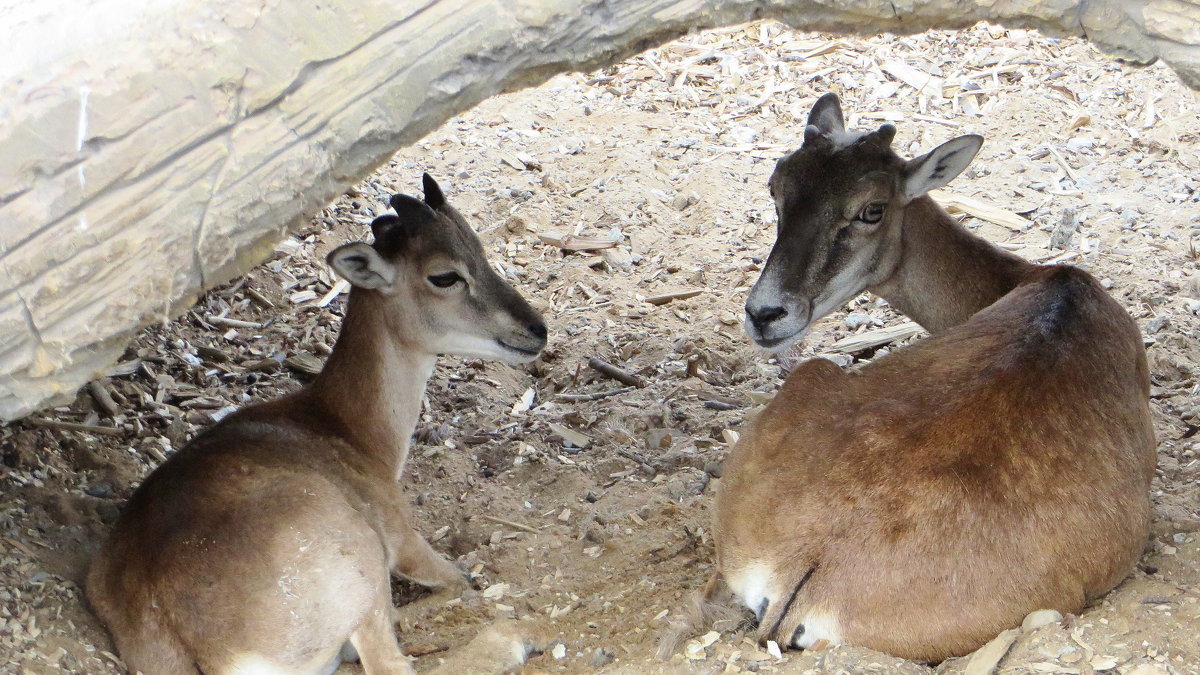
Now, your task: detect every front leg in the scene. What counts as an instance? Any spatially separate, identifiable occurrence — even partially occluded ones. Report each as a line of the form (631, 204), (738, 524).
(379, 499), (470, 628)
(387, 525), (470, 629)
(378, 491), (468, 591)
(388, 520), (468, 591)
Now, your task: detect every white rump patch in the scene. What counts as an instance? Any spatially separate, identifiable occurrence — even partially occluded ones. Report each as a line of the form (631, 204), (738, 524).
(225, 652), (341, 675)
(793, 610), (842, 649)
(725, 562), (773, 617)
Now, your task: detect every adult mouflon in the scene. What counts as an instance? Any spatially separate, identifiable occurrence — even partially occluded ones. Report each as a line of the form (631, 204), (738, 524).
(670, 94), (1154, 662)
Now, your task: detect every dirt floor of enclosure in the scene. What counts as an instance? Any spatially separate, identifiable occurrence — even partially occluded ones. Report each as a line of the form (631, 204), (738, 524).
(3, 21), (1200, 675)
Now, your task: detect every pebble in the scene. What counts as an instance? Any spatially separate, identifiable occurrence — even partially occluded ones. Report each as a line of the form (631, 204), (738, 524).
(587, 648), (614, 667)
(729, 126), (759, 144)
(844, 312), (875, 329)
(1144, 314), (1170, 333)
(1066, 137), (1096, 152)
(671, 193), (698, 211)
(1021, 608), (1063, 632)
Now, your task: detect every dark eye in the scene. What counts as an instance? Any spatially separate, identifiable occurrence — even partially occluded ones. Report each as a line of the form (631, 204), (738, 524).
(427, 272), (463, 288)
(857, 202), (886, 224)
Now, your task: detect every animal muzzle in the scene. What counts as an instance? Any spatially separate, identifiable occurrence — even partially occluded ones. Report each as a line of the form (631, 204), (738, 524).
(744, 295), (812, 350)
(496, 318), (548, 359)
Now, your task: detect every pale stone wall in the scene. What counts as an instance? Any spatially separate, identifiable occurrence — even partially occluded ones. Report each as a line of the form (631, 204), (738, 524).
(1, 0), (1197, 421)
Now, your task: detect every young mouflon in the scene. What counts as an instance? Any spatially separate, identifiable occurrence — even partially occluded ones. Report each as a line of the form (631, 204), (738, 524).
(666, 94), (1154, 662)
(87, 175), (548, 675)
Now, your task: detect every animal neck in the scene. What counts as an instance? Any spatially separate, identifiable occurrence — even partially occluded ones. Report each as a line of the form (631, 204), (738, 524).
(308, 291), (435, 478)
(870, 197), (1036, 332)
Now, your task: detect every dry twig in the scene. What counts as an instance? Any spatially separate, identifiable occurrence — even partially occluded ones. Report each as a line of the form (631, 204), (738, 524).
(480, 514), (542, 534)
(556, 386), (637, 402)
(588, 358), (647, 388)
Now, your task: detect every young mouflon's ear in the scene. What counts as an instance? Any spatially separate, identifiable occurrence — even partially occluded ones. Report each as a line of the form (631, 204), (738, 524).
(389, 193), (436, 225)
(327, 242), (396, 290)
(902, 134), (983, 200)
(806, 93), (845, 135)
(422, 172), (446, 210)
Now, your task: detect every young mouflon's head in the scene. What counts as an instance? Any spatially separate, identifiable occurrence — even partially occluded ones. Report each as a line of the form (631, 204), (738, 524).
(744, 93), (983, 350)
(326, 173), (547, 363)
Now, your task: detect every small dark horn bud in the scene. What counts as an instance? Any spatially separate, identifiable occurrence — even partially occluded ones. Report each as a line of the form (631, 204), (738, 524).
(874, 123), (897, 146)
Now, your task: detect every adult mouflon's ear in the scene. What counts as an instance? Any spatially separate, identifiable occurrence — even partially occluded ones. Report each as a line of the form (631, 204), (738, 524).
(806, 93), (845, 135)
(902, 134), (983, 200)
(422, 172), (445, 210)
(327, 242), (396, 290)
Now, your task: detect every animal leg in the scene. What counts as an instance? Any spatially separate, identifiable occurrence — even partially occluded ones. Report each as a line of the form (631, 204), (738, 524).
(425, 621), (539, 675)
(386, 520), (470, 628)
(349, 593), (417, 675)
(389, 524), (467, 591)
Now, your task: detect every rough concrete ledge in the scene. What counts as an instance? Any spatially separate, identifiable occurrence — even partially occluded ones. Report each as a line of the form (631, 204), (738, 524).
(1, 0), (1198, 421)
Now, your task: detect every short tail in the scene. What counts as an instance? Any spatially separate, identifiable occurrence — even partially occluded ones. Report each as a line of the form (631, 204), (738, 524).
(756, 564), (817, 648)
(656, 574), (745, 659)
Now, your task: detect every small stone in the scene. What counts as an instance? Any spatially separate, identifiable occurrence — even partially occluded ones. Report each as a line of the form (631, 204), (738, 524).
(587, 648), (614, 668)
(504, 214), (528, 235)
(1049, 208), (1079, 249)
(704, 461), (724, 478)
(671, 193), (698, 211)
(481, 582), (508, 600)
(729, 125), (759, 144)
(765, 640), (782, 659)
(600, 247), (634, 271)
(1065, 137), (1096, 152)
(844, 312), (875, 329)
(1144, 314), (1170, 333)
(551, 642), (567, 659)
(1020, 608), (1063, 632)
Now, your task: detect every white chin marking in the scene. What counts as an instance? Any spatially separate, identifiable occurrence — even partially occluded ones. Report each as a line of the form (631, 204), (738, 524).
(437, 334), (515, 361)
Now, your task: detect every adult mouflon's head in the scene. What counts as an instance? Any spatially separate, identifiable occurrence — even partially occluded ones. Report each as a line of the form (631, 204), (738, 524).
(744, 93), (983, 350)
(327, 173), (547, 363)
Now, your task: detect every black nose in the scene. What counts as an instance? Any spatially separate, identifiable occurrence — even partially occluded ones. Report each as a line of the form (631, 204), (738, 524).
(528, 321), (547, 341)
(746, 305), (787, 332)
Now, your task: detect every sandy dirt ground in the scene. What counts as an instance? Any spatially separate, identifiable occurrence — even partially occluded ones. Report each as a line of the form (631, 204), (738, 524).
(2, 21), (1199, 675)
